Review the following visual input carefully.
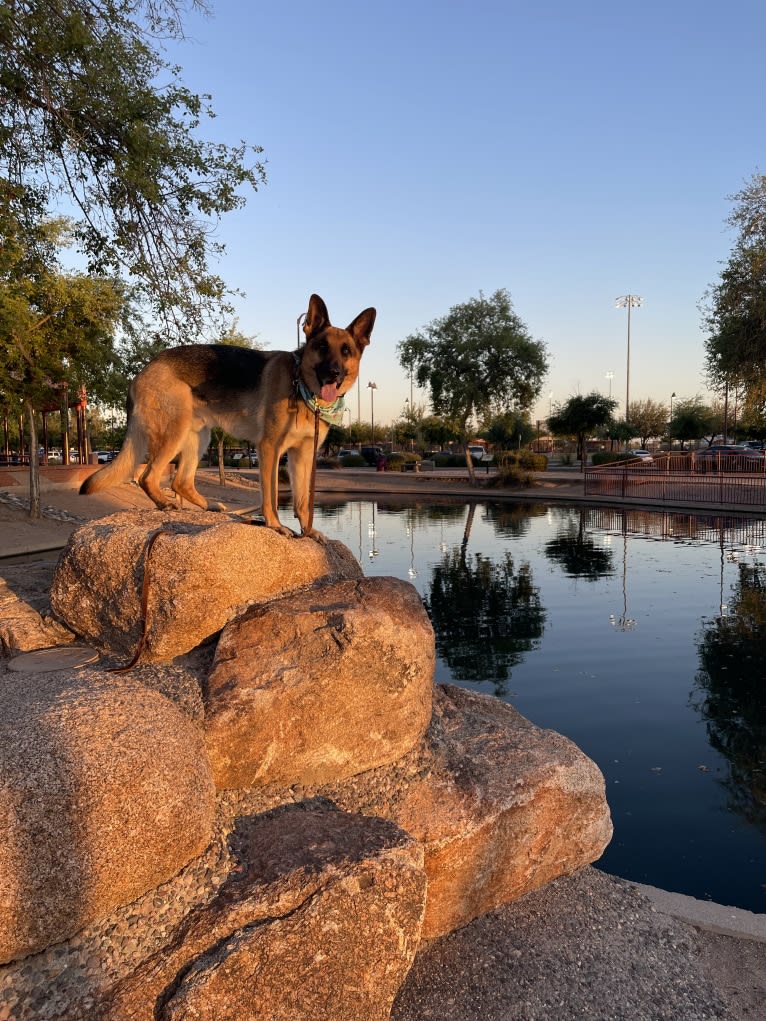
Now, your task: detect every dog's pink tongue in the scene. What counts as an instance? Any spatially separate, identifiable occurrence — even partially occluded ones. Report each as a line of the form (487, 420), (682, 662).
(320, 382), (338, 402)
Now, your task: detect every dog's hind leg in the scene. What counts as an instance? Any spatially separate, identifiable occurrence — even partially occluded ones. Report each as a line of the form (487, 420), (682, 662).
(172, 426), (220, 510)
(138, 411), (195, 510)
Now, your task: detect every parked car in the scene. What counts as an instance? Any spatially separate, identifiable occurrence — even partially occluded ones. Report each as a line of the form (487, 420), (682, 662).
(337, 449), (355, 458)
(95, 451), (114, 463)
(625, 449), (653, 463)
(360, 445), (385, 465)
(467, 444), (492, 463)
(695, 445), (766, 471)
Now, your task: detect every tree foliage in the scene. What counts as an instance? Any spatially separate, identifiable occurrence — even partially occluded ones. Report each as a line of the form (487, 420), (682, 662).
(0, 202), (125, 515)
(669, 397), (719, 448)
(397, 289), (548, 432)
(479, 411), (535, 449)
(0, 208), (124, 408)
(548, 392), (617, 463)
(627, 398), (668, 447)
(704, 174), (766, 400)
(0, 0), (265, 339)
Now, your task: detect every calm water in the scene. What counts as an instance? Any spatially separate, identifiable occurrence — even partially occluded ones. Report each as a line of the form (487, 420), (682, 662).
(311, 497), (766, 913)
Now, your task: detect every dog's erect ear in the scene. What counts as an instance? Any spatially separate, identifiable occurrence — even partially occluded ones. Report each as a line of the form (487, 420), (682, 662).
(346, 307), (376, 351)
(303, 294), (330, 340)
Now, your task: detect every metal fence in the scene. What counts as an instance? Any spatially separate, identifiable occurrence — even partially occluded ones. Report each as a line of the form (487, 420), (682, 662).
(585, 453), (766, 510)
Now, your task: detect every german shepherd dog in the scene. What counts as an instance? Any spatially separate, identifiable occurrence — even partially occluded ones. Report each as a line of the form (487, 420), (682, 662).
(80, 295), (375, 538)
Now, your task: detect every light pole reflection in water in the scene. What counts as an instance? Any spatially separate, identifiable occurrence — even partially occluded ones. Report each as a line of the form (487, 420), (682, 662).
(609, 513), (636, 631)
(368, 502), (379, 559)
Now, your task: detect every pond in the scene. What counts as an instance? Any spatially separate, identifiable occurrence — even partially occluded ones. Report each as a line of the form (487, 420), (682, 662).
(312, 497), (766, 913)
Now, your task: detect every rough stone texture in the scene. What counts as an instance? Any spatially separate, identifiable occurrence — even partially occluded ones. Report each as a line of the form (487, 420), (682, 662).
(0, 562), (74, 655)
(49, 509), (362, 663)
(204, 577), (435, 789)
(321, 684), (613, 939)
(103, 802), (426, 1021)
(0, 668), (215, 963)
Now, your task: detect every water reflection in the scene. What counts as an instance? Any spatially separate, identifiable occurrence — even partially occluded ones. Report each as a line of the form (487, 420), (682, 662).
(424, 548), (545, 697)
(693, 561), (766, 831)
(544, 508), (615, 581)
(312, 496), (766, 910)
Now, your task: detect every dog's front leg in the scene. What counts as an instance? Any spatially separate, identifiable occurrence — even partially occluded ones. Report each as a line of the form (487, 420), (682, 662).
(288, 441), (327, 543)
(257, 442), (295, 537)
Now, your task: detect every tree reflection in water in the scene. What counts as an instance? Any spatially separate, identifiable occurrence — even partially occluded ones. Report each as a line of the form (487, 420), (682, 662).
(424, 549), (545, 697)
(693, 561), (766, 832)
(544, 508), (615, 580)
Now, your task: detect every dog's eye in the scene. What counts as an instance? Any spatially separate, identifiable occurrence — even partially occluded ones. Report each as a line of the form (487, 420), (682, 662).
(315, 340), (328, 354)
(341, 344), (351, 358)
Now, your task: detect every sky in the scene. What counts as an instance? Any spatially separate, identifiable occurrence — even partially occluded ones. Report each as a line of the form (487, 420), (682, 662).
(162, 0), (765, 427)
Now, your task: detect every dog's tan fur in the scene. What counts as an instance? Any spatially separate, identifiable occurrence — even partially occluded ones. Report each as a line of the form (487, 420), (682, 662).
(80, 295), (375, 538)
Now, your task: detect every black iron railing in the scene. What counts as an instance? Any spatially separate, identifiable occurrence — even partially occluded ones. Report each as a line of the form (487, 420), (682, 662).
(585, 453), (766, 510)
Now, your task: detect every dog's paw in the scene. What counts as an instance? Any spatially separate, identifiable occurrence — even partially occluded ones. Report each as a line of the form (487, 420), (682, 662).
(208, 501), (227, 512)
(301, 528), (328, 544)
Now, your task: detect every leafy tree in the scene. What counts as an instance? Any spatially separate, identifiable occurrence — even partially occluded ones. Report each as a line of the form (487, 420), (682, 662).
(627, 398), (668, 448)
(0, 207), (124, 515)
(703, 174), (766, 402)
(548, 392), (617, 468)
(669, 397), (719, 449)
(479, 411), (535, 450)
(397, 289), (548, 479)
(420, 414), (461, 451)
(0, 0), (265, 339)
(601, 417), (633, 451)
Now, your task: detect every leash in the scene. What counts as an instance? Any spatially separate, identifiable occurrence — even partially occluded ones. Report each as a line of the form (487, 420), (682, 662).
(307, 407), (321, 535)
(108, 523), (176, 672)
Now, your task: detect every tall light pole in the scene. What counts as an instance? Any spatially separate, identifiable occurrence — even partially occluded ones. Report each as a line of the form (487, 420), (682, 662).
(605, 371), (614, 398)
(368, 381), (377, 445)
(356, 378), (361, 450)
(669, 391), (676, 448)
(615, 294), (643, 421)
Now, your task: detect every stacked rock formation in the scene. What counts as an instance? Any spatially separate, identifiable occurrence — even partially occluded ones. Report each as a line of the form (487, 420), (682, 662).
(0, 509), (612, 1020)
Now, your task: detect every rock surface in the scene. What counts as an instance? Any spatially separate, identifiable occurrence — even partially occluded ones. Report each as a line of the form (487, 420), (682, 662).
(322, 685), (613, 938)
(204, 577), (435, 789)
(0, 668), (215, 963)
(103, 802), (426, 1021)
(49, 509), (362, 662)
(0, 562), (74, 655)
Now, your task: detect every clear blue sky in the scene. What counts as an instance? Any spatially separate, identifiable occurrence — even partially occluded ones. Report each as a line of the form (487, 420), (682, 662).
(166, 0), (764, 426)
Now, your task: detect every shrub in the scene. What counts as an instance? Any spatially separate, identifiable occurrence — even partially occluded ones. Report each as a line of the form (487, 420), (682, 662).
(489, 464), (533, 488)
(338, 453), (366, 467)
(493, 450), (548, 471)
(385, 452), (407, 471)
(433, 453), (469, 467)
(317, 456), (341, 469)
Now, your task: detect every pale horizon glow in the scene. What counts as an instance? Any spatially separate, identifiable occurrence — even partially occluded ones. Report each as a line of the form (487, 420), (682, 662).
(157, 1), (763, 427)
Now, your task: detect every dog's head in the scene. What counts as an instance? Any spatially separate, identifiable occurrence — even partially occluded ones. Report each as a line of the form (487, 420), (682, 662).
(300, 294), (375, 402)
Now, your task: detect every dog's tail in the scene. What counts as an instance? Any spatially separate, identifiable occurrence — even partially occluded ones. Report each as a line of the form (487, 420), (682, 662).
(79, 420), (144, 496)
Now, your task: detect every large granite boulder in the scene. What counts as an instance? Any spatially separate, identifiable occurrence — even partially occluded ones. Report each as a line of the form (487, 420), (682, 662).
(103, 803), (426, 1021)
(0, 668), (215, 963)
(204, 577), (435, 789)
(50, 510), (362, 663)
(322, 684), (613, 938)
